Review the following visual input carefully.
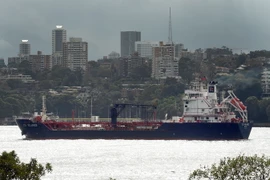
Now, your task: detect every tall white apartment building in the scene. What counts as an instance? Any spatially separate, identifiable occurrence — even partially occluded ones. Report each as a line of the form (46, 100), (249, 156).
(135, 41), (159, 58)
(261, 68), (270, 97)
(52, 25), (67, 66)
(19, 40), (30, 57)
(152, 41), (178, 79)
(63, 37), (88, 71)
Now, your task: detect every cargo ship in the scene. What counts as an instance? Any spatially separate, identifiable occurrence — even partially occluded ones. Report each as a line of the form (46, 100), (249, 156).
(15, 80), (252, 140)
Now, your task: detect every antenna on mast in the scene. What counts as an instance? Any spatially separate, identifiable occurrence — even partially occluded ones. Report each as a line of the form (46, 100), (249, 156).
(168, 7), (173, 44)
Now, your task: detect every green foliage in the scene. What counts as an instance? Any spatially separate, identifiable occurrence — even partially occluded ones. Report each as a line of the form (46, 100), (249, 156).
(234, 80), (262, 101)
(46, 95), (79, 117)
(0, 98), (14, 118)
(156, 96), (183, 119)
(6, 79), (24, 89)
(266, 105), (270, 122)
(258, 98), (270, 122)
(8, 62), (18, 68)
(250, 50), (270, 58)
(245, 96), (260, 122)
(189, 154), (270, 180)
(39, 80), (53, 89)
(18, 60), (35, 78)
(0, 92), (37, 118)
(235, 54), (247, 67)
(0, 150), (52, 180)
(161, 79), (185, 98)
(205, 46), (233, 58)
(178, 58), (196, 83)
(129, 64), (151, 80)
(1, 53), (270, 121)
(137, 85), (161, 103)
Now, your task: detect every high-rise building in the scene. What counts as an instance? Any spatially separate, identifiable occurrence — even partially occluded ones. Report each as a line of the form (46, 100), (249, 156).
(0, 58), (5, 67)
(261, 68), (270, 97)
(63, 37), (88, 71)
(174, 43), (184, 59)
(29, 51), (52, 72)
(52, 25), (66, 54)
(152, 41), (178, 79)
(135, 41), (159, 58)
(19, 40), (30, 57)
(8, 56), (29, 65)
(121, 31), (141, 57)
(52, 25), (66, 66)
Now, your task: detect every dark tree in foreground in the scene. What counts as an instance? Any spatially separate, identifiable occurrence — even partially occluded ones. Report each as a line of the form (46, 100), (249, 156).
(189, 154), (270, 180)
(0, 150), (52, 180)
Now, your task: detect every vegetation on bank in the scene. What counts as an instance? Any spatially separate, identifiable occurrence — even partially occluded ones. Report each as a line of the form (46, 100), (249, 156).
(189, 154), (270, 180)
(0, 150), (52, 180)
(1, 49), (270, 121)
(2, 150), (269, 179)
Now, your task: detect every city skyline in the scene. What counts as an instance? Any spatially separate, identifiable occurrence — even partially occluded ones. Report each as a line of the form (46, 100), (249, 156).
(1, 0), (270, 62)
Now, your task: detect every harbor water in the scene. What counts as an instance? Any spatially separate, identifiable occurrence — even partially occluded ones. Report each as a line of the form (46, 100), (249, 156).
(1, 126), (270, 180)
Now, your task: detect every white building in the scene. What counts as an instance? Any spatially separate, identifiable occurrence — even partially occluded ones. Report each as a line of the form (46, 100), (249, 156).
(0, 74), (35, 83)
(52, 25), (67, 66)
(135, 41), (159, 58)
(152, 42), (179, 79)
(19, 40), (30, 57)
(261, 68), (270, 97)
(63, 37), (88, 71)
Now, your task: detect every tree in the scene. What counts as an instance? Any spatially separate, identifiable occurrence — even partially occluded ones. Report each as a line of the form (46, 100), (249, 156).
(245, 96), (260, 122)
(258, 98), (270, 123)
(129, 64), (151, 81)
(6, 79), (24, 89)
(189, 154), (270, 180)
(178, 58), (197, 83)
(266, 105), (270, 122)
(0, 150), (52, 180)
(8, 62), (18, 68)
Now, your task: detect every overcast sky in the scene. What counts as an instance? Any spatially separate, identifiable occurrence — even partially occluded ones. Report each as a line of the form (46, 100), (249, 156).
(1, 0), (270, 61)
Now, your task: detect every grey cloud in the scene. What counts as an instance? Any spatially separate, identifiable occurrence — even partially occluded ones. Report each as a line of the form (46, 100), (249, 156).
(0, 40), (12, 49)
(1, 0), (270, 62)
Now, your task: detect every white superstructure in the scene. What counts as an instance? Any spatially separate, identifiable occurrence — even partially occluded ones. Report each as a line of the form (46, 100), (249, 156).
(180, 79), (248, 123)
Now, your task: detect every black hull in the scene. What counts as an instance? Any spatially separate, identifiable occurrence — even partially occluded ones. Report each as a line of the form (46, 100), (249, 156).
(15, 119), (252, 140)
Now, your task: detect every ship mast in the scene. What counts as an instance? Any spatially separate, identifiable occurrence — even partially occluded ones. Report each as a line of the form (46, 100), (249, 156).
(41, 95), (48, 121)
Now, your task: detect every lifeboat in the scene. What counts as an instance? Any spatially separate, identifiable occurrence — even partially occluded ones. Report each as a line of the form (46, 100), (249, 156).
(230, 98), (246, 111)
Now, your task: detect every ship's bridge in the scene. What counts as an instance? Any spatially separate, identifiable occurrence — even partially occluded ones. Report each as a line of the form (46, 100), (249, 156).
(183, 90), (208, 100)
